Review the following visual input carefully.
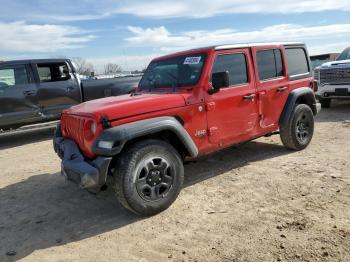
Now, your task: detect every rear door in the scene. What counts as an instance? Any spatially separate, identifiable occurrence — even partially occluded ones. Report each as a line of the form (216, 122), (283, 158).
(36, 62), (82, 118)
(252, 46), (289, 129)
(0, 64), (39, 128)
(205, 48), (259, 146)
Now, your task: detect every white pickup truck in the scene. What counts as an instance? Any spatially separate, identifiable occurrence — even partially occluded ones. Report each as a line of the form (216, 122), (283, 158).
(315, 47), (350, 108)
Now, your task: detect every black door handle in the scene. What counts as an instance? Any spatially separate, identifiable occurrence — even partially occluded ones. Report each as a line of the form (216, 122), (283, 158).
(243, 94), (256, 101)
(277, 86), (288, 92)
(23, 90), (36, 96)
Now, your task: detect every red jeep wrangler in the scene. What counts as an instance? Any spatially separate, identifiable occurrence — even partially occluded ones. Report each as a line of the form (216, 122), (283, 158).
(54, 42), (321, 216)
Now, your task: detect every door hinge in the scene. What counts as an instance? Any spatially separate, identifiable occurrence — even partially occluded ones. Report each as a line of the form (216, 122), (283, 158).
(206, 102), (216, 111)
(208, 126), (219, 144)
(209, 126), (218, 136)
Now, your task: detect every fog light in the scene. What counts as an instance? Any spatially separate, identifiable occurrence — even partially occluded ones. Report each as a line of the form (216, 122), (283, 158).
(98, 141), (114, 149)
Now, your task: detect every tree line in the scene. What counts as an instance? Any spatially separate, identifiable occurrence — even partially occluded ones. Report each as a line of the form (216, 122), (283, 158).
(71, 57), (123, 76)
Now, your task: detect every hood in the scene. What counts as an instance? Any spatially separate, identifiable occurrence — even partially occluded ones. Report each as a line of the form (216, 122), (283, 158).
(63, 93), (186, 120)
(317, 59), (350, 69)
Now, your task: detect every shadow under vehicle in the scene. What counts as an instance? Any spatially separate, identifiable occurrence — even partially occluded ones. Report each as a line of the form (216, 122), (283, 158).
(0, 139), (292, 261)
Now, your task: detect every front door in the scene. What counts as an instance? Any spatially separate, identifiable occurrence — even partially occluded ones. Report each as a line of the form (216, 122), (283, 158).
(0, 64), (39, 128)
(251, 46), (290, 129)
(36, 62), (81, 118)
(205, 48), (259, 147)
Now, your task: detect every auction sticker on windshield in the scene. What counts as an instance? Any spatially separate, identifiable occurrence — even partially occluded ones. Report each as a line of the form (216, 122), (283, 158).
(184, 57), (201, 65)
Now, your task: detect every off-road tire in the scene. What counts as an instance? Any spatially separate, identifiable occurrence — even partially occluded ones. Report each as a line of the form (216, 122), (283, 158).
(320, 98), (331, 108)
(280, 104), (314, 151)
(113, 139), (184, 216)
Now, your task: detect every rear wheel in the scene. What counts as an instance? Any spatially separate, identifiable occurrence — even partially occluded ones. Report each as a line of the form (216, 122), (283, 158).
(320, 98), (331, 108)
(113, 139), (184, 216)
(280, 104), (314, 151)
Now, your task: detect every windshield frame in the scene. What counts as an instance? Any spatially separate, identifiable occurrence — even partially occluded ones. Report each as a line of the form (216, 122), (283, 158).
(138, 52), (208, 90)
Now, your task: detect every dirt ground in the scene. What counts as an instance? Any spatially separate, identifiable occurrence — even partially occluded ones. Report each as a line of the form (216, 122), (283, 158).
(0, 101), (349, 262)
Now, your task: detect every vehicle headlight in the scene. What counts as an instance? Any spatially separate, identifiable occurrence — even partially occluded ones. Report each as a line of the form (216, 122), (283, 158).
(84, 119), (97, 140)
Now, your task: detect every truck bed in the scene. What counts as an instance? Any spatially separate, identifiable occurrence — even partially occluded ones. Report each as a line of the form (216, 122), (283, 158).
(82, 76), (142, 101)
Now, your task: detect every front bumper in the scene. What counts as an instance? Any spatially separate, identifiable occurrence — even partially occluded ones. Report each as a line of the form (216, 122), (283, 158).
(316, 84), (350, 99)
(53, 126), (112, 193)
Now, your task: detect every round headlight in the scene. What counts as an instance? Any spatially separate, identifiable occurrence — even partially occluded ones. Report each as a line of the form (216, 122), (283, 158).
(84, 119), (97, 140)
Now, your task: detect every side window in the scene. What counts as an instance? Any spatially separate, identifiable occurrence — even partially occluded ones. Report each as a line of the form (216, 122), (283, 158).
(212, 53), (248, 87)
(37, 63), (70, 83)
(285, 48), (310, 76)
(37, 66), (52, 82)
(0, 69), (15, 87)
(0, 65), (29, 89)
(256, 49), (284, 80)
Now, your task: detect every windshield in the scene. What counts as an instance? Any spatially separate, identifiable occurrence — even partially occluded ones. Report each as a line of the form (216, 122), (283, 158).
(337, 47), (350, 61)
(139, 53), (207, 89)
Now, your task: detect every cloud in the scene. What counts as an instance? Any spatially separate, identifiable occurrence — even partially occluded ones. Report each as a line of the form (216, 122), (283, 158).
(117, 0), (350, 18)
(0, 0), (110, 22)
(36, 14), (110, 22)
(308, 42), (350, 56)
(125, 23), (350, 53)
(0, 21), (95, 53)
(2, 0), (350, 22)
(127, 26), (188, 46)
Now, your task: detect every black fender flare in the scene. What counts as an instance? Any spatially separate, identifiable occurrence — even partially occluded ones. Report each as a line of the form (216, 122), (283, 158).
(279, 87), (319, 128)
(92, 116), (198, 158)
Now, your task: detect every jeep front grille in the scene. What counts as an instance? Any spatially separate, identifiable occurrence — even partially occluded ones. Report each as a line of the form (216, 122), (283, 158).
(61, 114), (86, 149)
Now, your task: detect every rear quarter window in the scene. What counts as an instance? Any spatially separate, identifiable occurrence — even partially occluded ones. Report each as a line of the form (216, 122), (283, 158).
(285, 48), (310, 76)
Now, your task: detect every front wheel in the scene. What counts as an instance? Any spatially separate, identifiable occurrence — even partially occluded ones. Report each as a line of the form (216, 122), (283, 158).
(280, 104), (315, 151)
(113, 139), (184, 216)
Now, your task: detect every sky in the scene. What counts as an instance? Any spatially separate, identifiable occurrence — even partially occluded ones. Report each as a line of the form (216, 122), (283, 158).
(1, 0), (350, 72)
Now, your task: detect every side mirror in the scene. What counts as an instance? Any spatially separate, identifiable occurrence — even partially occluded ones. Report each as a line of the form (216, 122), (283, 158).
(210, 71), (229, 94)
